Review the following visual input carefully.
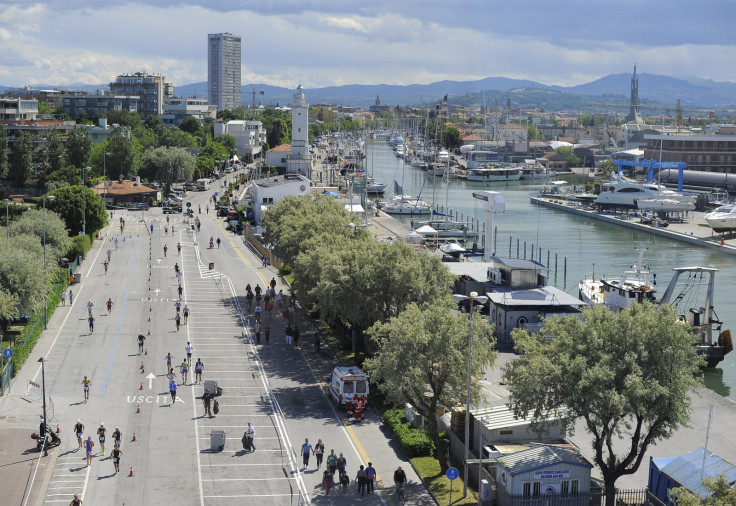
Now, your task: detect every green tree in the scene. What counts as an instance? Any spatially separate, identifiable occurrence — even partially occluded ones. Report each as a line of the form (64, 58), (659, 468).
(105, 110), (129, 127)
(107, 127), (137, 179)
(0, 234), (45, 312)
(45, 128), (66, 174)
(443, 126), (461, 149)
(11, 130), (34, 184)
(75, 111), (91, 125)
(8, 208), (72, 266)
(159, 128), (197, 148)
(365, 301), (496, 472)
(503, 303), (703, 506)
(194, 154), (215, 178)
(0, 288), (20, 320)
(179, 116), (204, 139)
(598, 159), (616, 178)
(0, 125), (8, 179)
(670, 473), (736, 506)
(215, 134), (237, 157)
(139, 146), (195, 191)
(47, 185), (108, 236)
(556, 145), (580, 168)
(67, 126), (91, 169)
(37, 101), (52, 115)
(44, 166), (83, 191)
(579, 114), (597, 127)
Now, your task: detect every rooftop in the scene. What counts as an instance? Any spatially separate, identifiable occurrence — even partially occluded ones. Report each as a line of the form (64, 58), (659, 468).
(498, 446), (592, 476)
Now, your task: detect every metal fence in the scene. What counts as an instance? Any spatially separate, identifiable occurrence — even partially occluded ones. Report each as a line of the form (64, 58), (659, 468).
(499, 488), (650, 506)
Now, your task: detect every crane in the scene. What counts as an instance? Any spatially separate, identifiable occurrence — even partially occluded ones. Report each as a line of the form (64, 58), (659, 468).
(248, 88), (264, 110)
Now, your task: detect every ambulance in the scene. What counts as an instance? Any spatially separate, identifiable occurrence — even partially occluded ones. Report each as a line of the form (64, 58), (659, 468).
(329, 366), (370, 407)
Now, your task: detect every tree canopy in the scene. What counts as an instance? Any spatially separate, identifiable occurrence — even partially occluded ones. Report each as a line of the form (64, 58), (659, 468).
(46, 185), (108, 236)
(66, 126), (92, 169)
(365, 301), (496, 471)
(11, 130), (33, 184)
(0, 125), (8, 179)
(670, 473), (736, 506)
(556, 145), (580, 168)
(8, 207), (72, 263)
(503, 303), (703, 506)
(139, 146), (196, 190)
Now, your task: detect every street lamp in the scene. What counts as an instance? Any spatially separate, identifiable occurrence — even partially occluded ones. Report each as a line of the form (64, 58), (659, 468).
(452, 291), (488, 499)
(38, 357), (48, 456)
(81, 167), (90, 238)
(43, 195), (56, 330)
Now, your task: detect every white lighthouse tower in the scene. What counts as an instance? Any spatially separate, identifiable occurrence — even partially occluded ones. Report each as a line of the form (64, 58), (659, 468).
(287, 85), (312, 178)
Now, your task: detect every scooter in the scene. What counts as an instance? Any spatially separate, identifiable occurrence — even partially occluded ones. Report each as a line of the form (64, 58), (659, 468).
(31, 430), (61, 452)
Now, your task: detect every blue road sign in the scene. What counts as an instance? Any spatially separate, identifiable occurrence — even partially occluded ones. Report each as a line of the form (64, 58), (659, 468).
(446, 467), (459, 480)
(3, 348), (12, 358)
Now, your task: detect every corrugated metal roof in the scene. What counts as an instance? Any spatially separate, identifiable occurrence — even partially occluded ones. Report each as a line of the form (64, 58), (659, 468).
(661, 448), (736, 497)
(487, 286), (584, 307)
(472, 404), (561, 430)
(497, 446), (592, 476)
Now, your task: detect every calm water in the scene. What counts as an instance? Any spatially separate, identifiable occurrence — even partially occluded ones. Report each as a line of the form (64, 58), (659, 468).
(367, 140), (736, 400)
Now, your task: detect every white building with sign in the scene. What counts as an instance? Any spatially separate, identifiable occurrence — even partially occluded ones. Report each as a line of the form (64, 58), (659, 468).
(495, 446), (592, 506)
(250, 174), (311, 224)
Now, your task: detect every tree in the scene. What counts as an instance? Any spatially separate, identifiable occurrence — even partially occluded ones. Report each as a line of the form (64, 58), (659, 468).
(503, 303), (703, 506)
(106, 127), (137, 179)
(0, 125), (8, 179)
(47, 185), (108, 236)
(8, 208), (72, 266)
(11, 130), (34, 184)
(670, 473), (736, 506)
(44, 128), (66, 174)
(139, 146), (195, 191)
(365, 301), (496, 472)
(556, 145), (580, 168)
(67, 126), (91, 169)
(159, 128), (197, 148)
(179, 116), (204, 139)
(598, 159), (616, 178)
(215, 134), (237, 156)
(443, 126), (461, 149)
(0, 288), (20, 320)
(44, 166), (83, 191)
(0, 234), (46, 312)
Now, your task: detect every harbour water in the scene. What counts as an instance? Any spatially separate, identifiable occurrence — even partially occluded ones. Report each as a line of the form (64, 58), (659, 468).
(366, 139), (736, 401)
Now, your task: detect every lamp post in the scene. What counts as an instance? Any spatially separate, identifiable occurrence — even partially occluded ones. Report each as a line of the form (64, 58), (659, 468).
(452, 291), (488, 498)
(38, 357), (48, 456)
(81, 167), (90, 238)
(43, 195), (56, 330)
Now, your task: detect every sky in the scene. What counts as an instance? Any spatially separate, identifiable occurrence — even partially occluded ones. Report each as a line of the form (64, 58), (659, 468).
(1, 1), (735, 91)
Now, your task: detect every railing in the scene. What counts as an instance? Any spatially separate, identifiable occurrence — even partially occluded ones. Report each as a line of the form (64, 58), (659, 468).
(498, 488), (650, 506)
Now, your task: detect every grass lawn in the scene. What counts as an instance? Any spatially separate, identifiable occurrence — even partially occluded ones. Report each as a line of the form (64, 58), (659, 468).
(411, 456), (480, 505)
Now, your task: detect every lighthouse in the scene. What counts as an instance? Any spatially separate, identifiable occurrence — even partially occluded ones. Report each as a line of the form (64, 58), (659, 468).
(287, 85), (312, 178)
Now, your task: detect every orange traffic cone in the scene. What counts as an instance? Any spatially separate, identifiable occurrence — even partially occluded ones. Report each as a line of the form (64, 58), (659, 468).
(136, 405), (141, 414)
(148, 316), (150, 322)
(129, 466), (134, 476)
(132, 432), (137, 441)
(139, 382), (143, 390)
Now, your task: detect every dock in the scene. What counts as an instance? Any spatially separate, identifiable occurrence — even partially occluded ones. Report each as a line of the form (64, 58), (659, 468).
(530, 196), (736, 256)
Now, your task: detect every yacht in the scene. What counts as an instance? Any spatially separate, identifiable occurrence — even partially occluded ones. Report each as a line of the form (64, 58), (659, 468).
(379, 195), (431, 215)
(636, 198), (695, 212)
(466, 165), (521, 182)
(704, 203), (736, 233)
(365, 178), (387, 196)
(595, 175), (695, 209)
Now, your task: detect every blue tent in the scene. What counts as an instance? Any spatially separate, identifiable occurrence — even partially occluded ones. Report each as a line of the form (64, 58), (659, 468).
(649, 448), (736, 504)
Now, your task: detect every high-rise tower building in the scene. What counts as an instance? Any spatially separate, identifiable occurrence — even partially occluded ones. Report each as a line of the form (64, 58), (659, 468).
(208, 33), (241, 111)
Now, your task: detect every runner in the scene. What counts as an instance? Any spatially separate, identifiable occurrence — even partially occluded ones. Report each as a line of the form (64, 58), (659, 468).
(175, 313), (181, 332)
(88, 315), (95, 333)
(165, 352), (173, 371)
(164, 224), (169, 235)
(150, 223), (154, 234)
(81, 376), (91, 403)
(111, 444), (122, 474)
(178, 285), (183, 298)
(183, 304), (189, 324)
(97, 422), (106, 455)
(74, 419), (84, 448)
(106, 298), (113, 315)
(69, 493), (83, 505)
(169, 379), (177, 404)
(180, 360), (188, 385)
(177, 242), (181, 255)
(103, 260), (108, 274)
(137, 333), (145, 355)
(185, 342), (193, 366)
(84, 436), (94, 466)
(194, 358), (203, 384)
(175, 299), (181, 313)
(106, 249), (111, 262)
(163, 244), (168, 257)
(87, 300), (94, 317)
(112, 427), (122, 446)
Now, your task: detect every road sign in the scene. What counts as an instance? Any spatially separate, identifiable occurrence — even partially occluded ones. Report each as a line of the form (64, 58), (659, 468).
(186, 202), (191, 208)
(446, 467), (459, 480)
(3, 348), (12, 358)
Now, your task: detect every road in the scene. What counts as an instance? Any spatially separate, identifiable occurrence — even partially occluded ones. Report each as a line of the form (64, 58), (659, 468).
(1, 175), (436, 505)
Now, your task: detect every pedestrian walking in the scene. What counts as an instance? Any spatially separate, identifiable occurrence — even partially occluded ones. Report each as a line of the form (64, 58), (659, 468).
(365, 462), (376, 493)
(60, 290), (66, 306)
(315, 439), (325, 469)
(111, 444), (122, 474)
(270, 277), (276, 290)
(206, 205), (209, 214)
(216, 237), (221, 249)
(164, 225), (168, 235)
(264, 323), (270, 343)
(203, 391), (212, 417)
(84, 436), (94, 466)
(69, 493), (83, 505)
(262, 255), (267, 268)
(327, 449), (338, 474)
(282, 307), (290, 326)
(356, 465), (367, 496)
(163, 244), (168, 257)
(185, 342), (193, 365)
(276, 290), (283, 309)
(254, 284), (262, 297)
(341, 470), (351, 496)
(106, 297), (113, 315)
(243, 422), (255, 451)
(183, 304), (189, 324)
(112, 427), (122, 446)
(254, 322), (261, 343)
(301, 438), (314, 470)
(97, 422), (106, 455)
(175, 313), (181, 331)
(293, 326), (300, 347)
(114, 237), (118, 250)
(74, 419), (84, 449)
(106, 249), (111, 262)
(323, 469), (334, 496)
(69, 289), (74, 305)
(254, 305), (262, 323)
(82, 376), (91, 403)
(180, 360), (188, 385)
(177, 242), (181, 254)
(137, 333), (145, 354)
(198, 204), (201, 214)
(88, 315), (95, 333)
(150, 223), (154, 235)
(337, 452), (347, 475)
(169, 379), (177, 404)
(103, 260), (108, 274)
(194, 358), (203, 383)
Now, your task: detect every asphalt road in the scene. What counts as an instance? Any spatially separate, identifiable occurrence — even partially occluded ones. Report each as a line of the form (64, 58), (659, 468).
(2, 175), (436, 506)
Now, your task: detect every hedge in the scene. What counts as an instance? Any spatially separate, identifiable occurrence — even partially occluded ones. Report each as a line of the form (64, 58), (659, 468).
(382, 409), (435, 458)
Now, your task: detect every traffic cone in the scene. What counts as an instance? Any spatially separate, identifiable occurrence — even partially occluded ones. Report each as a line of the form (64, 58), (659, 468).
(145, 347), (148, 353)
(136, 405), (141, 414)
(139, 382), (143, 390)
(149, 307), (152, 312)
(56, 424), (60, 434)
(140, 362), (145, 373)
(129, 466), (134, 476)
(148, 315), (150, 322)
(132, 432), (137, 441)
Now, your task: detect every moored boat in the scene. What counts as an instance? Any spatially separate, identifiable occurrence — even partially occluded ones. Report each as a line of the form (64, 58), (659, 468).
(704, 203), (736, 233)
(466, 165), (521, 182)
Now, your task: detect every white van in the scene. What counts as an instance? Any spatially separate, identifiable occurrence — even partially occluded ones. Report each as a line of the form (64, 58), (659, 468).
(329, 366), (369, 406)
(196, 178), (210, 191)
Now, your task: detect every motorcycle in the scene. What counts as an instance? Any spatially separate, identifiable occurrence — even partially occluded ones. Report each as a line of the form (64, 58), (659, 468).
(31, 429), (61, 452)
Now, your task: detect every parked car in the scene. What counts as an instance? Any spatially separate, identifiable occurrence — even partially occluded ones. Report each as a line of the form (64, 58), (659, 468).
(129, 202), (149, 211)
(167, 194), (184, 202)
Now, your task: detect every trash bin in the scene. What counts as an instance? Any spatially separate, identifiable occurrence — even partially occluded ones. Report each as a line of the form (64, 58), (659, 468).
(210, 430), (225, 451)
(204, 380), (218, 396)
(208, 262), (214, 270)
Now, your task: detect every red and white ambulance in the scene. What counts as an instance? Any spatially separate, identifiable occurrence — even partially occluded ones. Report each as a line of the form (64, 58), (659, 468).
(329, 366), (369, 407)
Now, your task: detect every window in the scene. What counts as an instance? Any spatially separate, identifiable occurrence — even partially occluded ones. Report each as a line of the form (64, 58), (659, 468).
(355, 381), (367, 393)
(343, 382), (354, 393)
(533, 482), (541, 497)
(522, 482), (541, 498)
(571, 480), (579, 495)
(523, 483), (531, 497)
(561, 481), (569, 496)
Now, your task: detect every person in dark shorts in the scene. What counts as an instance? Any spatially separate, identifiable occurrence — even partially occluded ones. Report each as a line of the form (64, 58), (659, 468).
(194, 358), (203, 383)
(97, 422), (107, 456)
(138, 334), (145, 354)
(111, 444), (122, 474)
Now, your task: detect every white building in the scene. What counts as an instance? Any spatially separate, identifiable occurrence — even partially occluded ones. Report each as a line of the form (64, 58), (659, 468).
(266, 144), (291, 168)
(161, 97), (217, 127)
(495, 446), (593, 506)
(287, 85), (312, 178)
(213, 120), (266, 162)
(208, 33), (241, 111)
(251, 174), (311, 224)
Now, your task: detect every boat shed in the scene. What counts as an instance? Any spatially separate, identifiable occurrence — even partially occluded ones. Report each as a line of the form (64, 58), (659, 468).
(495, 446), (593, 506)
(648, 447), (736, 504)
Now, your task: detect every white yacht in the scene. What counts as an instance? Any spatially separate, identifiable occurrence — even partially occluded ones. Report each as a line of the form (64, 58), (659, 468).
(636, 198), (695, 212)
(705, 203), (736, 233)
(595, 175), (695, 209)
(466, 165), (521, 182)
(379, 195), (431, 215)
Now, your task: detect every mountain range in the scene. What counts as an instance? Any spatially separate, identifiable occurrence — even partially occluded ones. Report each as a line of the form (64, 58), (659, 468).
(5, 73), (736, 112)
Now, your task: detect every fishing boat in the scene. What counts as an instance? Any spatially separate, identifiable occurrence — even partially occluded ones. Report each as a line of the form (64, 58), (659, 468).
(466, 165), (521, 182)
(704, 203), (736, 233)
